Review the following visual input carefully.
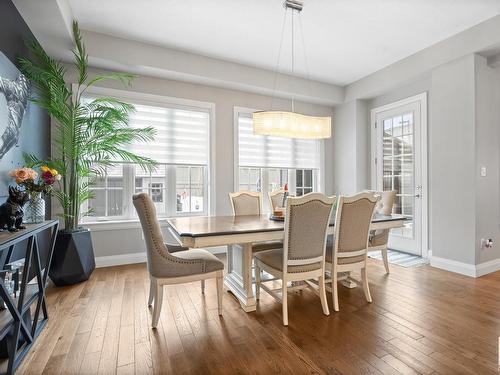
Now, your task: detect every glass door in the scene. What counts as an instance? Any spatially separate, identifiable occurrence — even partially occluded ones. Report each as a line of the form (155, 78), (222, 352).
(373, 97), (425, 255)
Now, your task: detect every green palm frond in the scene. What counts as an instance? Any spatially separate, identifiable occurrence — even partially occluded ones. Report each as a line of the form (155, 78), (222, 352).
(20, 21), (157, 230)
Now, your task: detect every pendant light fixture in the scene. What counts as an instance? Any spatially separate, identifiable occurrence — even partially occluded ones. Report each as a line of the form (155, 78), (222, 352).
(253, 0), (331, 139)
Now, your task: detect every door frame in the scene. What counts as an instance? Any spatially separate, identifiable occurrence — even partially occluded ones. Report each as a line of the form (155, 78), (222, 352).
(370, 92), (429, 259)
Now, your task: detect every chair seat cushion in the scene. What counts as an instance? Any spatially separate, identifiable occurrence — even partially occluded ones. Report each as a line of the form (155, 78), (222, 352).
(252, 241), (283, 252)
(325, 243), (366, 265)
(254, 249), (321, 273)
(171, 248), (224, 275)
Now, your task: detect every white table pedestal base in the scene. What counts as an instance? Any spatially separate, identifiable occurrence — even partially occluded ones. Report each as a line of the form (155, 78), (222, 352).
(224, 243), (257, 312)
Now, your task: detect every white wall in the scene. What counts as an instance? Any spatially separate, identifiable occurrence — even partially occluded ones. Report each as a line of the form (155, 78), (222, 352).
(331, 99), (369, 195)
(474, 55), (500, 265)
(63, 67), (334, 259)
(430, 55), (476, 265)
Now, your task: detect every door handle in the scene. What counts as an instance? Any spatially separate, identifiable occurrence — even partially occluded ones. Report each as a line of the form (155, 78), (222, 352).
(415, 193), (421, 198)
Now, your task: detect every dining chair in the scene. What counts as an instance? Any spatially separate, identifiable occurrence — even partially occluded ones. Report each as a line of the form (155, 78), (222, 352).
(254, 193), (336, 326)
(133, 193), (224, 328)
(229, 191), (282, 252)
(325, 192), (378, 312)
(268, 189), (285, 212)
(368, 190), (397, 274)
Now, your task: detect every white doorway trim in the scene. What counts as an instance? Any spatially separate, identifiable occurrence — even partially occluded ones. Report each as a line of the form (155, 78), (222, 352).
(370, 92), (429, 259)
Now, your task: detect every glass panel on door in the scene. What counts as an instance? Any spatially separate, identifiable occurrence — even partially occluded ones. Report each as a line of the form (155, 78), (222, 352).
(382, 112), (414, 240)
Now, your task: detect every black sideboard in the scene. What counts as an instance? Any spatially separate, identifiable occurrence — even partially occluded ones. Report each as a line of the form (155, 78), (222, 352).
(0, 220), (58, 374)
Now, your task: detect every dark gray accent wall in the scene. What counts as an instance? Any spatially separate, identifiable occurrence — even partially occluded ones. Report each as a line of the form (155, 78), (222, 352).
(0, 0), (51, 199)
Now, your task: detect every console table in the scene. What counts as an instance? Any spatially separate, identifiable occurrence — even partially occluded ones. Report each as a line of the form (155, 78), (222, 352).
(0, 220), (58, 374)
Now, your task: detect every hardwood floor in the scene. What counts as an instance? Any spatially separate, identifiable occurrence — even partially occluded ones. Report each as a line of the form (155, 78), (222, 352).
(15, 257), (500, 375)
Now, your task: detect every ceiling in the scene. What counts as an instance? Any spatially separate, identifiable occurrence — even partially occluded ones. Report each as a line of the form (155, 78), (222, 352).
(66, 0), (500, 85)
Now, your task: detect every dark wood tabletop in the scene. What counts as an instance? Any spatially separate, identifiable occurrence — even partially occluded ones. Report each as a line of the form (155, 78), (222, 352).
(167, 214), (406, 238)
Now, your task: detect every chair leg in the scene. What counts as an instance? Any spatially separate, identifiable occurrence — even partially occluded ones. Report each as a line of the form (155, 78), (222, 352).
(216, 271), (223, 316)
(255, 264), (261, 300)
(381, 247), (390, 274)
(148, 278), (156, 307)
(332, 270), (339, 312)
(319, 275), (330, 316)
(361, 266), (372, 303)
(201, 279), (205, 294)
(151, 282), (163, 329)
(282, 280), (288, 326)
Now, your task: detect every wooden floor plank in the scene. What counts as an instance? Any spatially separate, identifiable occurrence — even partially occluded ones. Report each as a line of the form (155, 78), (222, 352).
(13, 258), (500, 374)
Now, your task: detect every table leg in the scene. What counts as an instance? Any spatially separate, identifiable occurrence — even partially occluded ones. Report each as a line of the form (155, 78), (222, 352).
(224, 243), (256, 312)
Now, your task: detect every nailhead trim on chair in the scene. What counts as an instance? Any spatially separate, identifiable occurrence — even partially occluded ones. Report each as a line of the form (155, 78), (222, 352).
(287, 199), (331, 263)
(135, 195), (207, 271)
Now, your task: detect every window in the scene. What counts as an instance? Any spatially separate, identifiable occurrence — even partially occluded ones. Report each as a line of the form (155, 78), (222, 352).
(296, 169), (313, 196)
(235, 110), (323, 211)
(83, 90), (211, 221)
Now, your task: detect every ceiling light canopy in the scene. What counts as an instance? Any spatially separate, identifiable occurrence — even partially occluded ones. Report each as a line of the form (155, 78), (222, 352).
(253, 0), (331, 139)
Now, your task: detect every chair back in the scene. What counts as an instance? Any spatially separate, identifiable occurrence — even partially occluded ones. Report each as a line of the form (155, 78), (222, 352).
(229, 191), (262, 216)
(133, 193), (175, 276)
(283, 193), (336, 273)
(374, 190), (396, 215)
(333, 192), (378, 265)
(268, 189), (285, 212)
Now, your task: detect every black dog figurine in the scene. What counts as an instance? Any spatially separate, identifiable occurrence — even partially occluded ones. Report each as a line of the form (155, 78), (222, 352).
(0, 186), (29, 232)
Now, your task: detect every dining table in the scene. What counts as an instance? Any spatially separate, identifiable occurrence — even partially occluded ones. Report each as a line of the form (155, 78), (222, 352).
(167, 213), (406, 312)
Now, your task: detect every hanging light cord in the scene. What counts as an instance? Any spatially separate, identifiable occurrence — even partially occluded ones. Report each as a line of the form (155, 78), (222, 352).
(270, 7), (289, 111)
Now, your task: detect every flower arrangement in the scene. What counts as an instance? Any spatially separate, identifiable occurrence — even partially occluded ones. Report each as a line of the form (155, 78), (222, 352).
(9, 166), (61, 197)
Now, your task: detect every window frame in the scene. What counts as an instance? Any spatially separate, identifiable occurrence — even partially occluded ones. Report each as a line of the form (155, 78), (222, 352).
(78, 86), (215, 223)
(233, 106), (326, 210)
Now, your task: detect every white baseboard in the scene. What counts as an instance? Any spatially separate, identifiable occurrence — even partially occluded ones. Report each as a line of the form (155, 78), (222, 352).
(95, 246), (227, 268)
(95, 252), (146, 268)
(430, 255), (476, 277)
(475, 258), (500, 277)
(429, 252), (500, 278)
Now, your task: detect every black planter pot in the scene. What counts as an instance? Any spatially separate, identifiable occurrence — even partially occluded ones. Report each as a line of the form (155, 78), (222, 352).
(49, 228), (95, 286)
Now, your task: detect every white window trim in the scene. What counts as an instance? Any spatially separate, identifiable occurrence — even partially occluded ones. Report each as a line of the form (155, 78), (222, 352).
(75, 85), (216, 225)
(233, 106), (326, 197)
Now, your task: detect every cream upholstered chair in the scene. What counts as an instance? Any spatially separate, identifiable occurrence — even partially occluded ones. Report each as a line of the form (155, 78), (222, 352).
(254, 193), (336, 326)
(229, 191), (282, 252)
(325, 192), (378, 312)
(268, 189), (285, 212)
(368, 190), (396, 274)
(133, 193), (224, 328)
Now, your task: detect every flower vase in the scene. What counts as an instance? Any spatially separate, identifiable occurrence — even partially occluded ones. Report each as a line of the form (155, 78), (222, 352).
(24, 193), (45, 224)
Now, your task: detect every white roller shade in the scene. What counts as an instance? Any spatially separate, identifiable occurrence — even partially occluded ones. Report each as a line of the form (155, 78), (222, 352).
(238, 115), (321, 169)
(129, 103), (210, 165)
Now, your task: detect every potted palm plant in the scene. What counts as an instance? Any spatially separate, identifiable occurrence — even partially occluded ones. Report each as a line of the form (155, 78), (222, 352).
(18, 21), (156, 285)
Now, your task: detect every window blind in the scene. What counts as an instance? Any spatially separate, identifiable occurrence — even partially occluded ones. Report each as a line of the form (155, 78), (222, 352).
(83, 96), (210, 166)
(129, 103), (210, 165)
(238, 114), (321, 169)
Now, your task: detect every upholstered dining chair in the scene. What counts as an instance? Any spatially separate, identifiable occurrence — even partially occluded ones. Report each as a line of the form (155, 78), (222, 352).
(133, 193), (224, 328)
(254, 193), (336, 326)
(268, 189), (285, 212)
(325, 192), (378, 312)
(229, 191), (282, 253)
(368, 190), (397, 273)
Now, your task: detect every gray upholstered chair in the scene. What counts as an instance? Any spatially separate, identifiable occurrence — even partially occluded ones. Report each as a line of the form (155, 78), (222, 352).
(368, 190), (397, 273)
(133, 193), (224, 328)
(229, 191), (282, 252)
(268, 189), (285, 212)
(325, 192), (378, 311)
(254, 193), (336, 326)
